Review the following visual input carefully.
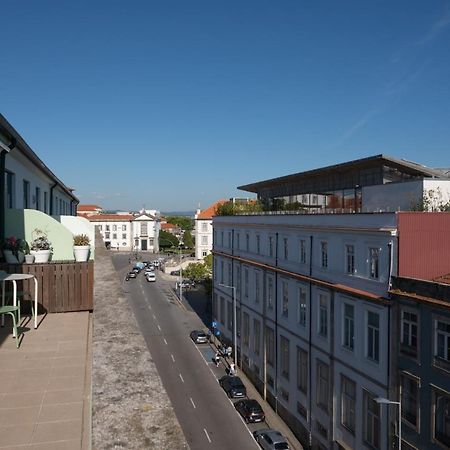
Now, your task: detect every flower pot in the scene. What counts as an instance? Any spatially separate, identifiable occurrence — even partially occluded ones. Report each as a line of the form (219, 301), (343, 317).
(74, 245), (90, 262)
(3, 250), (19, 264)
(30, 250), (51, 263)
(25, 254), (35, 264)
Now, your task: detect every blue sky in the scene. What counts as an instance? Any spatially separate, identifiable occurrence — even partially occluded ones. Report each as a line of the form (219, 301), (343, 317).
(2, 0), (450, 211)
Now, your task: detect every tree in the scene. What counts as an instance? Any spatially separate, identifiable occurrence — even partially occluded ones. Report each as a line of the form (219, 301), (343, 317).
(183, 230), (194, 249)
(203, 254), (213, 272)
(166, 216), (194, 231)
(159, 230), (179, 248)
(182, 262), (210, 282)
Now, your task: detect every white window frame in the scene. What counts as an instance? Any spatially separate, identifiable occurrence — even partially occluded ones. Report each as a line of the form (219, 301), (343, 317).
(366, 310), (380, 363)
(343, 303), (355, 351)
(300, 239), (307, 264)
(345, 244), (355, 274)
(435, 318), (450, 362)
(297, 285), (307, 327)
(282, 280), (289, 317)
(369, 247), (380, 279)
(318, 293), (328, 338)
(401, 308), (418, 352)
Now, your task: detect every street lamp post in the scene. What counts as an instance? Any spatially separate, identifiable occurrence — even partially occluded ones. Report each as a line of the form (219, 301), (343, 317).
(218, 283), (237, 368)
(375, 397), (401, 450)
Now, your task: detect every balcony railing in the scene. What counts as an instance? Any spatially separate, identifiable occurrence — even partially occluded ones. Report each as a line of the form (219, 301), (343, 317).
(0, 261), (94, 313)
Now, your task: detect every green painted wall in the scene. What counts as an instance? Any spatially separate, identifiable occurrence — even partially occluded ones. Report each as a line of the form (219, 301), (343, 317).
(5, 209), (76, 261)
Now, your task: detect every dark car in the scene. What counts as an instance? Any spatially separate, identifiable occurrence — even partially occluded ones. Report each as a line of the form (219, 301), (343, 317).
(131, 268), (140, 274)
(219, 375), (246, 398)
(127, 271), (137, 279)
(190, 330), (208, 344)
(253, 429), (290, 450)
(234, 399), (265, 423)
(170, 270), (180, 276)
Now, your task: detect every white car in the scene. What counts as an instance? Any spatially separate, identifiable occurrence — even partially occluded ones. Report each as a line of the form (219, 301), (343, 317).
(146, 273), (156, 282)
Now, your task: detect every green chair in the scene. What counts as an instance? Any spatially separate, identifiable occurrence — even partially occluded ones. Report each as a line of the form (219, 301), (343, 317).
(0, 270), (21, 348)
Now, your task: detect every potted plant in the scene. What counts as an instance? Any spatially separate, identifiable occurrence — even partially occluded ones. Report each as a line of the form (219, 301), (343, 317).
(30, 229), (53, 263)
(73, 234), (90, 262)
(1, 236), (20, 263)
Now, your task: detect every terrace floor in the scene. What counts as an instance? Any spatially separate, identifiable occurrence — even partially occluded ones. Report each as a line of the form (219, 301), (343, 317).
(0, 311), (91, 449)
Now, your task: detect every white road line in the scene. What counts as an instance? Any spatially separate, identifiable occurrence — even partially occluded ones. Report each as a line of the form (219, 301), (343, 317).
(204, 428), (211, 443)
(171, 354), (175, 362)
(157, 324), (161, 331)
(163, 338), (168, 345)
(190, 397), (196, 409)
(179, 373), (184, 383)
(152, 314), (156, 320)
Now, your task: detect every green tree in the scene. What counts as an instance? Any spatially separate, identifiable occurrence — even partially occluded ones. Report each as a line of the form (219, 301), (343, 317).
(182, 262), (210, 282)
(166, 216), (194, 231)
(203, 254), (213, 272)
(159, 230), (179, 248)
(183, 230), (194, 249)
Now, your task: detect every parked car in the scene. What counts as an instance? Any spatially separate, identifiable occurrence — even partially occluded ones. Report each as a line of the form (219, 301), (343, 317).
(234, 399), (265, 423)
(219, 375), (246, 398)
(127, 271), (137, 279)
(153, 260), (160, 267)
(131, 268), (140, 274)
(190, 330), (208, 344)
(170, 270), (180, 276)
(146, 272), (156, 282)
(144, 267), (154, 275)
(253, 429), (289, 450)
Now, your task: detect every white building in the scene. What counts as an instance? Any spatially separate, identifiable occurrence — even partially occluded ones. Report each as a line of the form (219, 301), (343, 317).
(194, 199), (226, 260)
(212, 155), (450, 450)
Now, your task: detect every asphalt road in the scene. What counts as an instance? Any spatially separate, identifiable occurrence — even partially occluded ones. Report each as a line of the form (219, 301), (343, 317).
(112, 254), (262, 450)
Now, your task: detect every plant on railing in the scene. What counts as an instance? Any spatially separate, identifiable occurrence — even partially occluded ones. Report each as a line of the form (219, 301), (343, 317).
(30, 229), (53, 251)
(73, 234), (90, 246)
(215, 200), (264, 216)
(1, 236), (28, 256)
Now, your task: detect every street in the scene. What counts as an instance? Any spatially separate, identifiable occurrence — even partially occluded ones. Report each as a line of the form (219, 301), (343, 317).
(112, 253), (262, 450)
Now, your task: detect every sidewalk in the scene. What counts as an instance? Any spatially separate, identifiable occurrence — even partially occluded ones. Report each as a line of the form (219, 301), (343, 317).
(209, 339), (304, 450)
(0, 311), (91, 449)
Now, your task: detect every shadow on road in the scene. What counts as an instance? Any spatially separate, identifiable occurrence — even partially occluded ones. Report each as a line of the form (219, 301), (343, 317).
(183, 285), (212, 328)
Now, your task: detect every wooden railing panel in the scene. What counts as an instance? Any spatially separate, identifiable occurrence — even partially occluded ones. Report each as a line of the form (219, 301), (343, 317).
(0, 261), (94, 313)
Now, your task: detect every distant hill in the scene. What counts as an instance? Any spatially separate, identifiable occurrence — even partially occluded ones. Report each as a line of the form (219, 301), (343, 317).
(162, 211), (196, 217)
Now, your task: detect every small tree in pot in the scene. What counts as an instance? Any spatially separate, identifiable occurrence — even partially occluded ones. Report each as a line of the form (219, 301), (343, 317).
(73, 234), (90, 262)
(30, 229), (53, 263)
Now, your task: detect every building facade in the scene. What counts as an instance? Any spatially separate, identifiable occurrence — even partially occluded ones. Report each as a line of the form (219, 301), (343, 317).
(212, 155), (450, 450)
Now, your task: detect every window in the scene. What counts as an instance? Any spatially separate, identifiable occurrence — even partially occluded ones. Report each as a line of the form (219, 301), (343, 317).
(220, 260), (224, 284)
(401, 310), (418, 356)
(122, 233), (127, 239)
(434, 389), (450, 447)
(343, 303), (355, 351)
(98, 225), (102, 231)
(23, 180), (30, 208)
(122, 225), (127, 231)
(219, 296), (226, 324)
(363, 391), (380, 449)
(341, 376), (356, 433)
(297, 402), (307, 420)
(267, 277), (274, 310)
(255, 271), (260, 303)
(202, 250), (207, 257)
(201, 222), (207, 232)
(243, 312), (249, 347)
(113, 225), (117, 231)
(269, 236), (273, 257)
(246, 234), (249, 251)
(283, 237), (288, 260)
(300, 239), (306, 264)
(297, 347), (308, 393)
(106, 225), (110, 231)
(282, 281), (289, 317)
(346, 244), (355, 274)
(227, 302), (233, 331)
(297, 286), (307, 326)
(253, 319), (260, 355)
(401, 374), (419, 428)
(280, 336), (290, 379)
(367, 311), (380, 362)
(113, 233), (117, 239)
(316, 361), (329, 412)
(266, 326), (275, 366)
(201, 235), (208, 245)
(436, 319), (450, 362)
(321, 241), (328, 268)
(236, 266), (241, 293)
(105, 232), (110, 239)
(43, 191), (47, 213)
(256, 235), (260, 254)
(141, 222), (147, 236)
(35, 187), (40, 210)
(244, 268), (249, 297)
(6, 171), (15, 208)
(319, 294), (328, 338)
(369, 248), (379, 279)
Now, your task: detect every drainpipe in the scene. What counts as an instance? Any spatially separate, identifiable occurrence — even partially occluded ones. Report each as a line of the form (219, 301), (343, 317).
(308, 234), (313, 448)
(387, 241), (394, 290)
(49, 182), (57, 215)
(274, 232), (279, 414)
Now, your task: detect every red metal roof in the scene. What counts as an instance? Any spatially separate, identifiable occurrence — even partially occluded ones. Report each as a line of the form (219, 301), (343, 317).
(197, 200), (227, 220)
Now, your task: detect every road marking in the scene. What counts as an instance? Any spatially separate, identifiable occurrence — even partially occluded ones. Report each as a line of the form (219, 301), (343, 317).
(171, 354), (175, 362)
(179, 373), (184, 383)
(157, 324), (161, 331)
(204, 428), (211, 443)
(152, 314), (156, 320)
(163, 338), (168, 345)
(190, 397), (196, 409)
